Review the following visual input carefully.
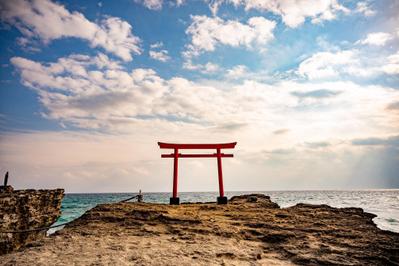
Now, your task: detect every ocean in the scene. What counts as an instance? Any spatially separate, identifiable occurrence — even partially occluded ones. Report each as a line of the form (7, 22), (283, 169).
(49, 190), (399, 234)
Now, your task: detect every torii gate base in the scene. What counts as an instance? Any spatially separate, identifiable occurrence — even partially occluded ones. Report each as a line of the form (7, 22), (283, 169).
(158, 142), (237, 205)
(170, 197), (227, 205)
(216, 196), (228, 205)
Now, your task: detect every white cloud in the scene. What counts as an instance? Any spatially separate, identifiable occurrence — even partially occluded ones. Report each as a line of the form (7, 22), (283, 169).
(355, 1), (376, 17)
(149, 42), (170, 62)
(11, 54), (226, 129)
(206, 0), (349, 28)
(10, 53), (399, 141)
(225, 65), (249, 79)
(175, 0), (185, 6)
(0, 0), (141, 61)
(135, 0), (185, 10)
(149, 50), (171, 62)
(357, 32), (394, 46)
(298, 50), (358, 79)
(182, 61), (220, 74)
(150, 42), (164, 49)
(298, 49), (399, 80)
(184, 15), (275, 58)
(383, 51), (399, 75)
(135, 0), (163, 10)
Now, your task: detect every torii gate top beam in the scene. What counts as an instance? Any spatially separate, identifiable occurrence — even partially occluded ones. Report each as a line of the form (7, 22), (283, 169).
(158, 142), (237, 149)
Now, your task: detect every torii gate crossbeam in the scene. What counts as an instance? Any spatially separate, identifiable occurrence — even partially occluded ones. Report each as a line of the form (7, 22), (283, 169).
(158, 142), (237, 205)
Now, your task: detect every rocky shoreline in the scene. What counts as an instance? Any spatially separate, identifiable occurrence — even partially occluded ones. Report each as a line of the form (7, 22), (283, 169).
(1, 194), (398, 265)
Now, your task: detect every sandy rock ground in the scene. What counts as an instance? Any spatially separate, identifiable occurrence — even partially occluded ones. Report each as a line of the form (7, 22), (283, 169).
(1, 194), (398, 265)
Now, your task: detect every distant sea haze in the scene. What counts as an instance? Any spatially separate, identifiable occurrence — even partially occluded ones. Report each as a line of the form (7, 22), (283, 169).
(49, 190), (399, 234)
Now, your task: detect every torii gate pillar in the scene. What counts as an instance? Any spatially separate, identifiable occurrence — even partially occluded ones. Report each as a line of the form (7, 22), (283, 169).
(171, 148), (179, 205)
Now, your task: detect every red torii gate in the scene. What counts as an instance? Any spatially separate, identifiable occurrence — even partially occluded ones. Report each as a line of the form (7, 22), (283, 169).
(158, 142), (237, 205)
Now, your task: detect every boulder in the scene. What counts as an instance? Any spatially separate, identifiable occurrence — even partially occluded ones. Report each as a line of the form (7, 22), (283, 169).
(0, 187), (64, 254)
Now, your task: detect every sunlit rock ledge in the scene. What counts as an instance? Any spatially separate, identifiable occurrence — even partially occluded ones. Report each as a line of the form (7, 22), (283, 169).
(1, 194), (398, 265)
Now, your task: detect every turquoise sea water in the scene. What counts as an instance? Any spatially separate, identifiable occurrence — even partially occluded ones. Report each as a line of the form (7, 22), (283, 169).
(50, 190), (399, 234)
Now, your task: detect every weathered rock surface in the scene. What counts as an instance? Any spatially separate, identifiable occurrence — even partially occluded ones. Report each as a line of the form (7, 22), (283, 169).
(0, 187), (64, 255)
(1, 194), (398, 265)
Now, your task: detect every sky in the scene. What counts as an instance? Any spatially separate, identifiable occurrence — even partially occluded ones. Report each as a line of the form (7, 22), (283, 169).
(0, 0), (398, 193)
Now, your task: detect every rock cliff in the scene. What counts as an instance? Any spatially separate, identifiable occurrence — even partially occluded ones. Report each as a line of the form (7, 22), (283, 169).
(0, 187), (64, 255)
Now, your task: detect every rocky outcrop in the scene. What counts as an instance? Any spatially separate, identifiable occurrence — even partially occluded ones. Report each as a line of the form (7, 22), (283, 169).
(1, 194), (399, 265)
(0, 187), (64, 255)
(0, 186), (13, 193)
